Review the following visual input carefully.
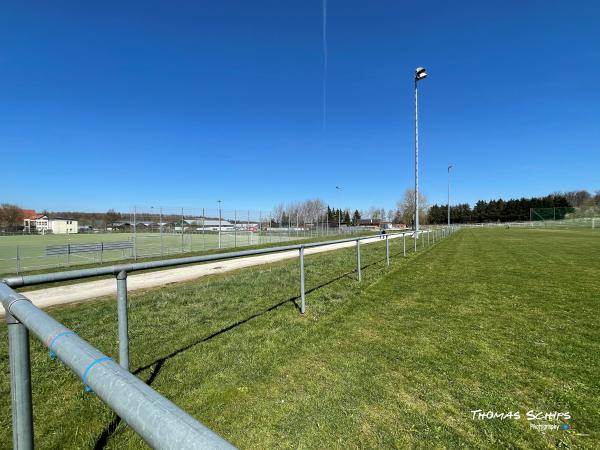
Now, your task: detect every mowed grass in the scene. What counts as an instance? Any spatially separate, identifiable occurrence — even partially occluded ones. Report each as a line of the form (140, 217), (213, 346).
(0, 228), (599, 449)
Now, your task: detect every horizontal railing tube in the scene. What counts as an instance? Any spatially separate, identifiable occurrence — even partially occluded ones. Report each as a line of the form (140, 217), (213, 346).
(0, 284), (235, 450)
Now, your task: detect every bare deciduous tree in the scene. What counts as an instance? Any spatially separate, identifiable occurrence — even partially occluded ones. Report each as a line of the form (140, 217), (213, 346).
(0, 204), (24, 231)
(396, 189), (429, 227)
(104, 209), (122, 229)
(273, 198), (326, 227)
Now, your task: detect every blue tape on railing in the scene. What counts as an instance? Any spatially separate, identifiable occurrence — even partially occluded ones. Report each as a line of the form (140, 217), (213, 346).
(82, 356), (112, 393)
(47, 331), (76, 359)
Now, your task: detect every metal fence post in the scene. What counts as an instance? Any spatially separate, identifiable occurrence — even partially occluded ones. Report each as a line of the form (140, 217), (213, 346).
(403, 233), (406, 256)
(116, 270), (129, 371)
(299, 246), (305, 314)
(356, 239), (362, 282)
(181, 208), (185, 253)
(427, 230), (430, 246)
(160, 207), (164, 255)
(385, 235), (390, 266)
(6, 311), (34, 450)
(414, 232), (417, 252)
(133, 207), (137, 260)
(16, 246), (21, 275)
(202, 207), (205, 250)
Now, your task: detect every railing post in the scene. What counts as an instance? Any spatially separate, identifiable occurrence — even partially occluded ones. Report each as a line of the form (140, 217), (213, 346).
(6, 311), (34, 450)
(403, 233), (406, 256)
(414, 232), (417, 252)
(427, 230), (430, 246)
(16, 246), (21, 275)
(356, 239), (362, 282)
(385, 234), (390, 266)
(116, 270), (129, 370)
(299, 246), (305, 314)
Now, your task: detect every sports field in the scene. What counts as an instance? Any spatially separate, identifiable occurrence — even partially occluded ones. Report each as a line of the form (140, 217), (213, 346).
(0, 230), (317, 275)
(1, 227), (598, 448)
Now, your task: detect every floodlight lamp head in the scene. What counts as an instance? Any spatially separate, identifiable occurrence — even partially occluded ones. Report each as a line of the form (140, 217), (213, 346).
(415, 67), (428, 81)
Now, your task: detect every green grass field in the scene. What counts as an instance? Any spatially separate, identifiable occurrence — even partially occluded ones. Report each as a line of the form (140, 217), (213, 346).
(1, 228), (598, 449)
(0, 230), (330, 275)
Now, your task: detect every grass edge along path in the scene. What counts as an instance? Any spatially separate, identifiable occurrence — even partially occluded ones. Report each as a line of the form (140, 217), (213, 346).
(0, 230), (431, 448)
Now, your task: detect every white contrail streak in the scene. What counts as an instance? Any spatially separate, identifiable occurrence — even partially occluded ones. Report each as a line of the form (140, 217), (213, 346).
(322, 0), (328, 131)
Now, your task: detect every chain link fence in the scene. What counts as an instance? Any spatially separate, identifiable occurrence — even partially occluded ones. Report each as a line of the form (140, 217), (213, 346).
(529, 206), (599, 229)
(0, 205), (368, 275)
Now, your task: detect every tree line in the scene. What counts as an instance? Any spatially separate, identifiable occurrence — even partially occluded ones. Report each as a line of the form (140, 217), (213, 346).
(2, 189), (598, 232)
(427, 190), (600, 224)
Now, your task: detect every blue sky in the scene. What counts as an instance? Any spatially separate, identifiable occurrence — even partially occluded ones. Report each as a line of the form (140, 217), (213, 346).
(1, 0), (599, 213)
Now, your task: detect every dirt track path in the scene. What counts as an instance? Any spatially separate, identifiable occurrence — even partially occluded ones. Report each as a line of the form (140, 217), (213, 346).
(1, 233), (410, 315)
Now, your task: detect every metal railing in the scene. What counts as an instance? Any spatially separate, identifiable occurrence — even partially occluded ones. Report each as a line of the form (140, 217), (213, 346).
(1, 226), (458, 449)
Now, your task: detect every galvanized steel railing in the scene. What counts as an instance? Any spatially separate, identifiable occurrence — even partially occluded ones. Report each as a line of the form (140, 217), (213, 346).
(1, 226), (457, 449)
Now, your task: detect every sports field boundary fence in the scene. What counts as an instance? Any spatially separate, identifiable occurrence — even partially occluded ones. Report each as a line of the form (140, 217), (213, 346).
(0, 205), (382, 275)
(1, 226), (457, 449)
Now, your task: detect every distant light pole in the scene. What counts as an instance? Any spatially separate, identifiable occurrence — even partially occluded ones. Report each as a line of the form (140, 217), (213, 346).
(414, 67), (427, 235)
(447, 165), (453, 225)
(217, 200), (222, 249)
(335, 186), (342, 230)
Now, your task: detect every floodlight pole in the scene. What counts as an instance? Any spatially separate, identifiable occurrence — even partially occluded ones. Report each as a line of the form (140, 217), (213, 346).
(414, 67), (427, 237)
(415, 78), (420, 236)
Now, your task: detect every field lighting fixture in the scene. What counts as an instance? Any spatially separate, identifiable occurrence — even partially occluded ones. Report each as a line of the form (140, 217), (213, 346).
(414, 66), (427, 236)
(415, 67), (428, 81)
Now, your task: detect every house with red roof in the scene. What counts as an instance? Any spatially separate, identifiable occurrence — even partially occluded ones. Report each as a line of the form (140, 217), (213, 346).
(23, 211), (78, 234)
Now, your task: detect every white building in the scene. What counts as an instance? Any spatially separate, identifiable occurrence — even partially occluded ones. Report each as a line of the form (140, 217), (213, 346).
(23, 213), (50, 233)
(184, 218), (235, 231)
(49, 218), (78, 234)
(23, 212), (78, 234)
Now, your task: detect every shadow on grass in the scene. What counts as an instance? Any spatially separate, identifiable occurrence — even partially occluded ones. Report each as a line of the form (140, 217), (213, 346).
(93, 249), (414, 448)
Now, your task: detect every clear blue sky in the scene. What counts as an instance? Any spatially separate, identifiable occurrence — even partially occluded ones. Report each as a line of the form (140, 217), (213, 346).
(1, 0), (598, 213)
